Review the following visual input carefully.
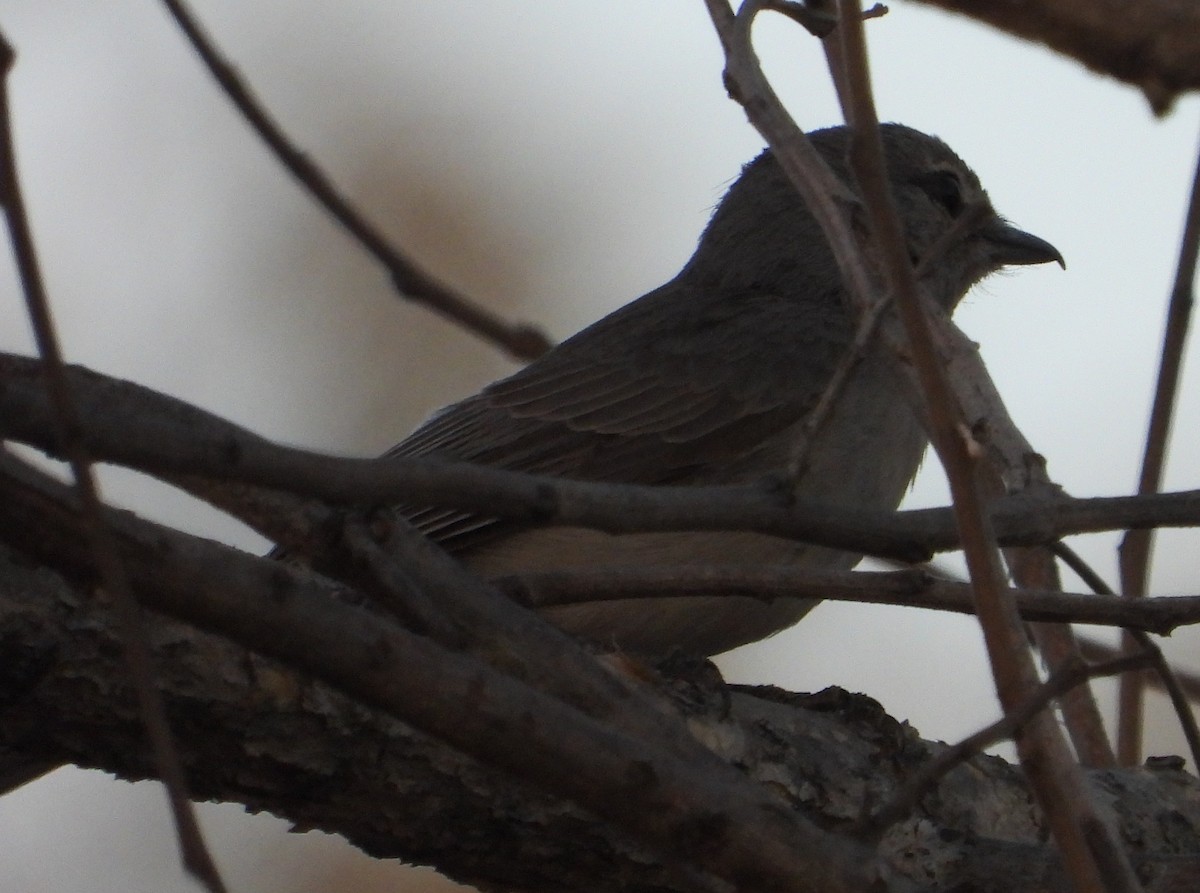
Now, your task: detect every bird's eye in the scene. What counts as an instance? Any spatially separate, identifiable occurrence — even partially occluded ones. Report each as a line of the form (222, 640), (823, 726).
(912, 170), (964, 217)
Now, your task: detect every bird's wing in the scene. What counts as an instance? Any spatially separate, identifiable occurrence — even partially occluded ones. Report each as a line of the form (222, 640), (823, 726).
(389, 281), (850, 552)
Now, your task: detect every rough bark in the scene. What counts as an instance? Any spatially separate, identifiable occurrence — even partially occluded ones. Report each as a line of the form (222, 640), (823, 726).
(2, 546), (1198, 893)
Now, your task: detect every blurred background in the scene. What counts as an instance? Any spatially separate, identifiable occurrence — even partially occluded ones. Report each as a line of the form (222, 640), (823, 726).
(0, 2), (1197, 890)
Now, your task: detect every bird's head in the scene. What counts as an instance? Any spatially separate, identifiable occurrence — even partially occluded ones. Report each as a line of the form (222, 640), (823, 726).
(689, 123), (1062, 310)
(854, 124), (1063, 307)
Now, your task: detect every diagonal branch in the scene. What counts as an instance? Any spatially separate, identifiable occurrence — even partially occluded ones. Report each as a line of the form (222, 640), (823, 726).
(858, 647), (1156, 836)
(158, 0), (551, 361)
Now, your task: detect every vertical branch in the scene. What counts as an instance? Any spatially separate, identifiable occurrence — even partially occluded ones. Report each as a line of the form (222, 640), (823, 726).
(830, 2), (1140, 890)
(1117, 128), (1200, 765)
(0, 32), (228, 893)
(1010, 546), (1116, 767)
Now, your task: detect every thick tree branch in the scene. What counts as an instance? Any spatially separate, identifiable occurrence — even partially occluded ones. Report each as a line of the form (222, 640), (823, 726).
(904, 0), (1200, 113)
(2, 540), (1199, 893)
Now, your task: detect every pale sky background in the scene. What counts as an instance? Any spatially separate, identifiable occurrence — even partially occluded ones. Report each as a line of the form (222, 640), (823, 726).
(0, 2), (1198, 891)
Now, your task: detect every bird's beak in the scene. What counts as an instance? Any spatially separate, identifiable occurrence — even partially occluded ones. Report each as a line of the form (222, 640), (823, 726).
(980, 218), (1065, 269)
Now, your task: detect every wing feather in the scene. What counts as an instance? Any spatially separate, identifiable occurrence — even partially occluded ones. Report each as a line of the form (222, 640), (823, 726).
(388, 279), (850, 552)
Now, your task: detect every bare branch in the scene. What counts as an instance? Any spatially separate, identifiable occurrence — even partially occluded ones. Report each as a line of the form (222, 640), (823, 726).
(0, 30), (226, 893)
(827, 5), (1133, 879)
(4, 535), (1199, 892)
(1009, 546), (1115, 766)
(2, 354), (1199, 564)
(494, 564), (1200, 633)
(859, 648), (1155, 835)
(0, 452), (884, 893)
(1117, 129), (1200, 764)
(1077, 634), (1200, 705)
(158, 0), (552, 361)
(903, 0), (1200, 113)
(1052, 543), (1200, 771)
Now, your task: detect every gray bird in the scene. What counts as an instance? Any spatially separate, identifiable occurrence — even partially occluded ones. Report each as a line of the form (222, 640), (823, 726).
(388, 124), (1062, 656)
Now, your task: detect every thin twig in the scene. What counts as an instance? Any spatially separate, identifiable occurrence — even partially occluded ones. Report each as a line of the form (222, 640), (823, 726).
(1053, 542), (1200, 770)
(856, 648), (1156, 837)
(158, 0), (551, 362)
(0, 32), (227, 893)
(341, 519), (467, 646)
(1077, 634), (1200, 704)
(786, 202), (993, 478)
(1117, 126), (1200, 764)
(786, 292), (890, 479)
(494, 564), (1200, 632)
(1126, 631), (1200, 771)
(762, 0), (839, 36)
(1051, 541), (1116, 602)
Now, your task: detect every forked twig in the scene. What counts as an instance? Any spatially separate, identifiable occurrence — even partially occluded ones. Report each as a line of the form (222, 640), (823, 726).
(1077, 635), (1200, 703)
